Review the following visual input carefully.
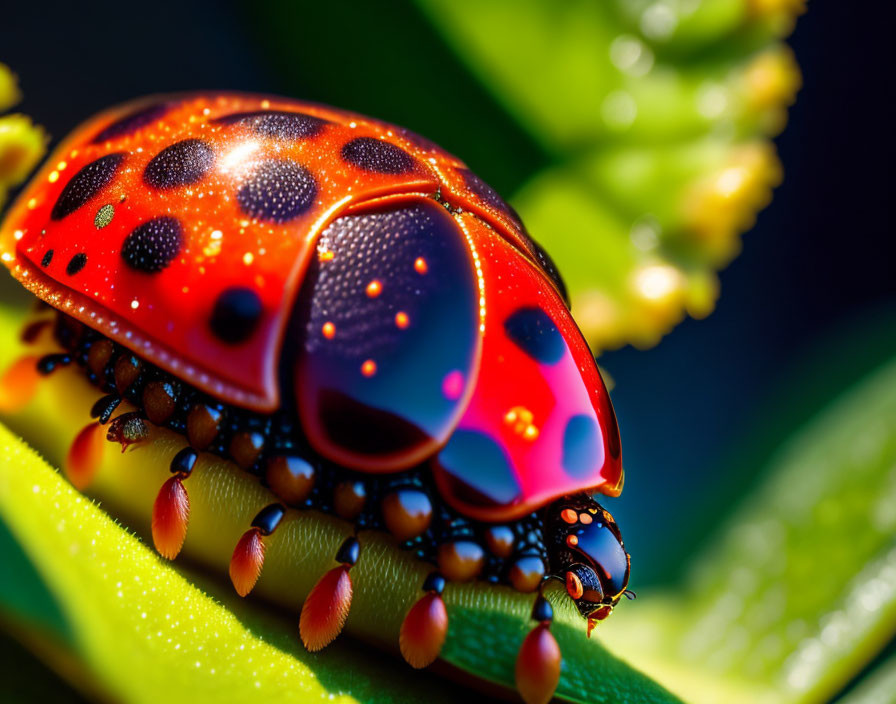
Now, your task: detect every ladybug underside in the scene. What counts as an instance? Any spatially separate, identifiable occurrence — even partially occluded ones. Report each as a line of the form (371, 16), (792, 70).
(37, 305), (552, 589)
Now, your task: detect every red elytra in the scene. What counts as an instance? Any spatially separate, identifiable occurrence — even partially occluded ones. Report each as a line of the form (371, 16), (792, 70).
(0, 92), (623, 520)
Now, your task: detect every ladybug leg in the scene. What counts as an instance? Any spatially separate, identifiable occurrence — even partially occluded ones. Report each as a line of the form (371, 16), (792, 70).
(36, 352), (73, 375)
(299, 535), (360, 652)
(515, 587), (562, 704)
(399, 571), (449, 669)
(0, 354), (42, 414)
(229, 503), (286, 597)
(90, 393), (123, 425)
(151, 447), (197, 560)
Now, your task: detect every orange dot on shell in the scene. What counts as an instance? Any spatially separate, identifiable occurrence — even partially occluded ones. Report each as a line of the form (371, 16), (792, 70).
(395, 311), (410, 329)
(322, 321), (336, 339)
(318, 249), (335, 262)
(560, 508), (578, 524)
(579, 512), (593, 524)
(365, 279), (382, 298)
(414, 257), (428, 274)
(566, 534), (578, 547)
(361, 359), (377, 377)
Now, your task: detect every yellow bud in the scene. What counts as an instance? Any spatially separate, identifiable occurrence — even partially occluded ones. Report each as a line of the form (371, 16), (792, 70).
(0, 63), (22, 113)
(0, 114), (47, 203)
(741, 47), (802, 135)
(681, 142), (782, 265)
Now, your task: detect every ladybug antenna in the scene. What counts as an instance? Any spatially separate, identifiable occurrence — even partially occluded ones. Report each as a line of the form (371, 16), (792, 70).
(229, 503), (286, 597)
(515, 591), (562, 704)
(623, 589), (637, 600)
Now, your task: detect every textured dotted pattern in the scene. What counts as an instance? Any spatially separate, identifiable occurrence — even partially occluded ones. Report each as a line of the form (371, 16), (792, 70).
(121, 216), (183, 273)
(216, 110), (327, 140)
(341, 137), (414, 174)
(50, 153), (124, 220)
(91, 102), (170, 143)
(236, 159), (317, 223)
(144, 139), (216, 189)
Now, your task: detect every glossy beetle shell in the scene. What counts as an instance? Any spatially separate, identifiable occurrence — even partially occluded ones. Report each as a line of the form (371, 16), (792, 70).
(0, 92), (622, 521)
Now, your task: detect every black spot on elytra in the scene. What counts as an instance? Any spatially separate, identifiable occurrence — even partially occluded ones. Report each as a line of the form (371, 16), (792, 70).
(341, 137), (414, 174)
(236, 159), (317, 223)
(215, 110), (327, 140)
(434, 429), (521, 508)
(51, 153), (124, 220)
(92, 102), (170, 143)
(41, 250), (54, 267)
(144, 139), (215, 189)
(504, 307), (565, 365)
(530, 239), (570, 308)
(562, 415), (602, 478)
(121, 216), (183, 273)
(66, 253), (87, 276)
(210, 287), (263, 344)
(458, 168), (521, 225)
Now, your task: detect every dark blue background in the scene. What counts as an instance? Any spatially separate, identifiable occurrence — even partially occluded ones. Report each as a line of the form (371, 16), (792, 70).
(1, 2), (893, 585)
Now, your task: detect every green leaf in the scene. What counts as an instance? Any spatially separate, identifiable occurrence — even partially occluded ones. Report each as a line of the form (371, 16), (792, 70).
(0, 304), (682, 703)
(599, 354), (896, 704)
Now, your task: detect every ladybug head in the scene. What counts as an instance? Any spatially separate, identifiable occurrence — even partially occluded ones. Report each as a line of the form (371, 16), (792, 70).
(546, 495), (633, 621)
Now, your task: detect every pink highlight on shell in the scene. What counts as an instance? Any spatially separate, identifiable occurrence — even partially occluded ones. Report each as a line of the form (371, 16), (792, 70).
(441, 370), (464, 401)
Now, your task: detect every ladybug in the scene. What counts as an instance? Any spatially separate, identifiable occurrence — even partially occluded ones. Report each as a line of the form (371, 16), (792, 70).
(0, 93), (630, 704)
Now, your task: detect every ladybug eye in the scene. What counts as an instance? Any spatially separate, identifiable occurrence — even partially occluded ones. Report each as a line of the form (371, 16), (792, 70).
(565, 571), (584, 600)
(293, 200), (480, 472)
